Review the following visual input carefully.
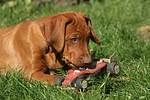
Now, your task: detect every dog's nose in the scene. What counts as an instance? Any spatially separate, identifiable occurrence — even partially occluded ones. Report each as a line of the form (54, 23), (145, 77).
(83, 57), (92, 65)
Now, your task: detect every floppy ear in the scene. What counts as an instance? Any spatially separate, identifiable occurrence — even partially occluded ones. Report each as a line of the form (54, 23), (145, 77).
(43, 16), (71, 53)
(77, 12), (100, 45)
(87, 19), (100, 45)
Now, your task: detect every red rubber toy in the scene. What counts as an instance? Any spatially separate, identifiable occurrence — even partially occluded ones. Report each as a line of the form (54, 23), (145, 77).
(62, 53), (119, 89)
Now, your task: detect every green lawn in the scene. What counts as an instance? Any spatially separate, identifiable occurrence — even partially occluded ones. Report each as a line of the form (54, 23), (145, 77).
(0, 0), (150, 99)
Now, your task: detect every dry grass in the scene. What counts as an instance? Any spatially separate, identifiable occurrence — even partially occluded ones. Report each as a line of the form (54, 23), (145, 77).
(138, 25), (150, 42)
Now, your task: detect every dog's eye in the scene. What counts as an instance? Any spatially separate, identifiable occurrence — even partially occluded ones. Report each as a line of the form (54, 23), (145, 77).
(70, 38), (77, 42)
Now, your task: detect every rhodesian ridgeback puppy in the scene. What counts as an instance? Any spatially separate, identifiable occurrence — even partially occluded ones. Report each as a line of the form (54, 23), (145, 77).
(0, 11), (100, 85)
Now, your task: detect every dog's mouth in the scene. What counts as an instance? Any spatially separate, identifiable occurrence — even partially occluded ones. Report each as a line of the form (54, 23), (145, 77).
(65, 59), (81, 69)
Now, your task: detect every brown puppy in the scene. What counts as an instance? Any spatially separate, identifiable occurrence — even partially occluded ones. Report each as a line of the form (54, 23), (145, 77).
(0, 11), (100, 85)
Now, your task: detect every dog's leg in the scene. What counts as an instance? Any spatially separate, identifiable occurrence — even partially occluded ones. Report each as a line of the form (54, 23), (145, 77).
(32, 71), (64, 86)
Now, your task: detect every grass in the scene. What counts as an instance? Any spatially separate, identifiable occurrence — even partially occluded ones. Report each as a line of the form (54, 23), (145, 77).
(0, 0), (150, 99)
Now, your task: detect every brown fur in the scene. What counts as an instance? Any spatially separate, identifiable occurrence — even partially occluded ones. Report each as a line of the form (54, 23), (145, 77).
(0, 11), (100, 85)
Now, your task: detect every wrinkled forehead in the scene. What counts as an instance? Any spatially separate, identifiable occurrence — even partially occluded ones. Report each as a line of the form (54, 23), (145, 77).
(66, 17), (89, 37)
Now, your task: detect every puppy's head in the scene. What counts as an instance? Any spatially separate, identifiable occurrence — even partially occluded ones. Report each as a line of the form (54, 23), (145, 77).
(43, 12), (100, 69)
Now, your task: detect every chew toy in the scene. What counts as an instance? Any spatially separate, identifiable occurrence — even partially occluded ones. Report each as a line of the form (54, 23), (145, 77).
(55, 53), (120, 89)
